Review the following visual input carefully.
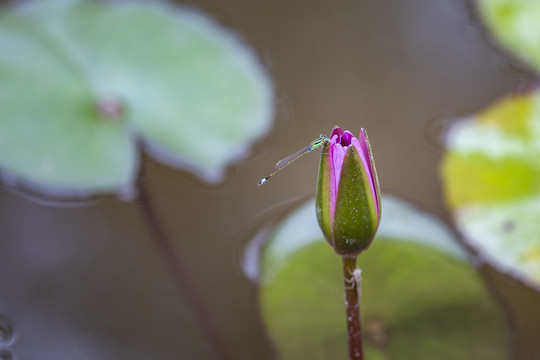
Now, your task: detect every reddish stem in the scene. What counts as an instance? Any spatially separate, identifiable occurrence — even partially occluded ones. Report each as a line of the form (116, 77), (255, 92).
(137, 164), (233, 360)
(342, 256), (363, 360)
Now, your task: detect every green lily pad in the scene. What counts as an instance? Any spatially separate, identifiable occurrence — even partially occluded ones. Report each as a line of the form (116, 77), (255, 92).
(440, 92), (540, 288)
(0, 0), (273, 195)
(477, 0), (540, 73)
(259, 196), (510, 360)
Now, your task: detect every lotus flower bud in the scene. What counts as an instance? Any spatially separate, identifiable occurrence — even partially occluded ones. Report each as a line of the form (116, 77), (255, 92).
(316, 126), (381, 258)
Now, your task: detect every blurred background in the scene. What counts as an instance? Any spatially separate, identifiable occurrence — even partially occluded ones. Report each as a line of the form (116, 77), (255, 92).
(0, 0), (537, 359)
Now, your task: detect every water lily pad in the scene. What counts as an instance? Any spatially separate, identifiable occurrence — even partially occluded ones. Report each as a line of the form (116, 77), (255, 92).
(259, 196), (510, 360)
(0, 0), (273, 195)
(440, 92), (540, 288)
(477, 0), (540, 73)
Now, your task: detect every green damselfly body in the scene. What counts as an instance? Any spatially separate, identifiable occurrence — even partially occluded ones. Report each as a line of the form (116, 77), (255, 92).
(258, 134), (329, 186)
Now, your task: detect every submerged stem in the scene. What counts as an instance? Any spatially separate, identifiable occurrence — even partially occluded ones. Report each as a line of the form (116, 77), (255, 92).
(137, 162), (232, 360)
(342, 256), (363, 360)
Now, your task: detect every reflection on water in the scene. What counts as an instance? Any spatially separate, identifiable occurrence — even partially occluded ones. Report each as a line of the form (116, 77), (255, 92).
(0, 169), (135, 204)
(0, 315), (14, 360)
(424, 112), (459, 152)
(242, 224), (273, 282)
(1, 185), (104, 208)
(0, 349), (13, 360)
(0, 315), (14, 346)
(238, 196), (310, 282)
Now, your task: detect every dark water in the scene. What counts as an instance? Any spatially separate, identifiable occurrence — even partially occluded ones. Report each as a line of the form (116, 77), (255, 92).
(0, 0), (538, 359)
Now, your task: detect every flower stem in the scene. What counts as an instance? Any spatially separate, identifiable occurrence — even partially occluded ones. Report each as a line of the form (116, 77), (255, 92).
(342, 256), (363, 360)
(136, 163), (233, 360)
